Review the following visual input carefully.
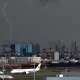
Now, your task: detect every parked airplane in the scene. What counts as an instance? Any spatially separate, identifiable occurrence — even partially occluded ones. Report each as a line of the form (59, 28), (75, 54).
(11, 63), (41, 74)
(0, 75), (13, 79)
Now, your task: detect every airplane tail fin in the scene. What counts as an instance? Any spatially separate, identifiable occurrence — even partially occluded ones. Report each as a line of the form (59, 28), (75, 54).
(36, 63), (41, 70)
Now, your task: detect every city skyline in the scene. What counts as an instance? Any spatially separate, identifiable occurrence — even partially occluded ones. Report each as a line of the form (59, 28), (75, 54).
(0, 0), (80, 47)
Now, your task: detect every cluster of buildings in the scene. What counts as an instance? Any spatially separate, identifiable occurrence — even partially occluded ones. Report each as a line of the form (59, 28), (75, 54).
(0, 40), (80, 61)
(41, 40), (80, 60)
(0, 43), (40, 57)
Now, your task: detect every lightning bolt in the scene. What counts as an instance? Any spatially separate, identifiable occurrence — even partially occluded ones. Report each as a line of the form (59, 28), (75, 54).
(3, 0), (12, 42)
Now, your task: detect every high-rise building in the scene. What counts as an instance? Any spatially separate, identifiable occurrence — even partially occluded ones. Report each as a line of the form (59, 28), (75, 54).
(71, 41), (77, 52)
(25, 44), (28, 52)
(11, 44), (15, 52)
(0, 45), (5, 56)
(22, 48), (26, 56)
(15, 44), (21, 55)
(10, 43), (40, 57)
(35, 44), (40, 56)
(54, 52), (59, 61)
(27, 44), (32, 53)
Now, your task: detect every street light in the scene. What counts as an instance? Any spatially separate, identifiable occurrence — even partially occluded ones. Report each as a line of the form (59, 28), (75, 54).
(33, 55), (35, 80)
(2, 57), (5, 80)
(5, 54), (6, 72)
(2, 57), (5, 73)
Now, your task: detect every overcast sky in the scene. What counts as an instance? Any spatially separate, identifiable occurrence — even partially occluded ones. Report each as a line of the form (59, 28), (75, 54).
(0, 0), (80, 47)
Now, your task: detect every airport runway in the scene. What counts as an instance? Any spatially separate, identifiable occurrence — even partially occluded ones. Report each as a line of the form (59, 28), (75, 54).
(6, 73), (55, 80)
(10, 74), (56, 80)
(0, 67), (80, 80)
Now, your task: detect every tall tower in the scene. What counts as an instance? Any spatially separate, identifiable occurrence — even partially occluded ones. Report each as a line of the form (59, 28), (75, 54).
(49, 41), (53, 49)
(71, 41), (77, 52)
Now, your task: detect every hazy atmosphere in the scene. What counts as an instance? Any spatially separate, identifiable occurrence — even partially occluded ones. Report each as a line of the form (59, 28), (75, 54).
(0, 0), (80, 47)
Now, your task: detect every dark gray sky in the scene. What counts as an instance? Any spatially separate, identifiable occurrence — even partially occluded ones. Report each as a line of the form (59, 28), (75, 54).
(0, 0), (80, 47)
